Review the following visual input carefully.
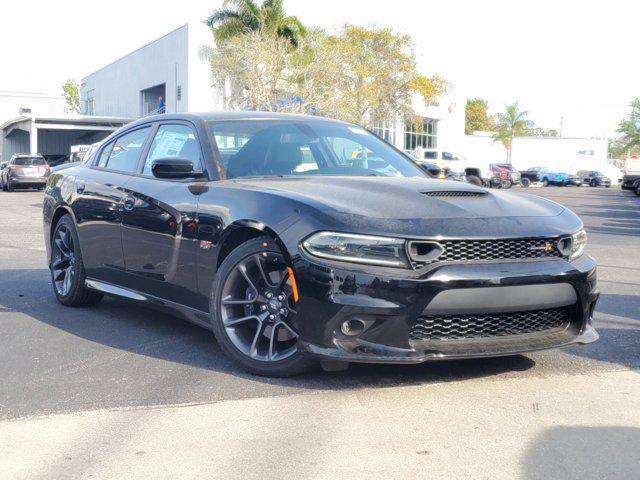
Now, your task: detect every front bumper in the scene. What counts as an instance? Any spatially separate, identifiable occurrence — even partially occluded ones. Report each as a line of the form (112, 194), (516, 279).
(293, 255), (599, 364)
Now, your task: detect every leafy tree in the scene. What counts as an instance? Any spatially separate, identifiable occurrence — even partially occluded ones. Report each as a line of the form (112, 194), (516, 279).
(206, 0), (307, 47)
(465, 98), (494, 135)
(492, 102), (533, 163)
(614, 98), (640, 156)
(208, 25), (447, 127)
(61, 79), (80, 114)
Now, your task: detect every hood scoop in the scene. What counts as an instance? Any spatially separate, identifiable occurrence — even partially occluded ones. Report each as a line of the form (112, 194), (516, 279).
(422, 190), (487, 198)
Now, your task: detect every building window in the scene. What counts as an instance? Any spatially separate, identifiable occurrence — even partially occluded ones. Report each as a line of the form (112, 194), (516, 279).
(85, 89), (95, 115)
(404, 118), (438, 151)
(371, 120), (396, 145)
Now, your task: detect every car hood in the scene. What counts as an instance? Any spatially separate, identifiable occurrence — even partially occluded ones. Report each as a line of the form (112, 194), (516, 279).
(230, 176), (565, 220)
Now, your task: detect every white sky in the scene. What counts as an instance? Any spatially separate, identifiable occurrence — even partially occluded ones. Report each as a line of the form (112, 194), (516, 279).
(1, 0), (637, 138)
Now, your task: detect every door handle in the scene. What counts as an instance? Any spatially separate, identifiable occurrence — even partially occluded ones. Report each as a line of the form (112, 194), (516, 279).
(123, 195), (135, 211)
(76, 182), (85, 194)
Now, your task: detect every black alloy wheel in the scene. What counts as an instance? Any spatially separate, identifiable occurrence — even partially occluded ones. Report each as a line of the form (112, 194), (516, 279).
(51, 223), (76, 297)
(50, 215), (103, 306)
(211, 237), (314, 376)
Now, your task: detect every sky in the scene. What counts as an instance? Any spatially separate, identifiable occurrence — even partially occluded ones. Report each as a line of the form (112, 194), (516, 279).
(0, 0), (637, 139)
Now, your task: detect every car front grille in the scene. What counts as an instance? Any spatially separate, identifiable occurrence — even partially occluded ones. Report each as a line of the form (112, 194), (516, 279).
(435, 237), (564, 263)
(409, 307), (570, 341)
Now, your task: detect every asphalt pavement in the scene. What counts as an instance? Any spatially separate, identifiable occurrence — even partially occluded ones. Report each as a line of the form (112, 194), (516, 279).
(0, 185), (639, 479)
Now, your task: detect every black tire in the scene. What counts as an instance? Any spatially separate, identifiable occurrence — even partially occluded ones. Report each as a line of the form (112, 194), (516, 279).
(590, 179), (597, 187)
(501, 179), (512, 189)
(467, 175), (482, 187)
(50, 215), (103, 307)
(542, 178), (549, 187)
(7, 179), (13, 192)
(521, 178), (531, 188)
(210, 236), (315, 377)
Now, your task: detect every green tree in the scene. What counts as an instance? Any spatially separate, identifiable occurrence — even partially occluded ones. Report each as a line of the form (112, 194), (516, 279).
(465, 98), (494, 135)
(614, 98), (640, 156)
(61, 79), (80, 114)
(492, 102), (533, 163)
(206, 0), (307, 47)
(208, 25), (447, 127)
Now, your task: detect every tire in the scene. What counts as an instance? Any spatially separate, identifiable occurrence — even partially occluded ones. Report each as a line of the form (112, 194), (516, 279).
(50, 215), (103, 307)
(210, 236), (315, 377)
(467, 175), (482, 187)
(636, 186), (640, 196)
(542, 178), (549, 187)
(501, 179), (512, 189)
(521, 178), (531, 188)
(7, 179), (13, 192)
(590, 179), (597, 187)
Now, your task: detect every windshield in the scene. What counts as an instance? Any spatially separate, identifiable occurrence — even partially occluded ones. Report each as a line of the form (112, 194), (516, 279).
(13, 157), (45, 166)
(207, 120), (426, 179)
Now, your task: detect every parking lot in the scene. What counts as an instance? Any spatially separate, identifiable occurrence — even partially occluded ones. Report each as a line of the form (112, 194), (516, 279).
(1, 186), (639, 479)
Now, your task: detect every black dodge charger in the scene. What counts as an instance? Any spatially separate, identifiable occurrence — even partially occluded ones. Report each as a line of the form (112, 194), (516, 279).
(43, 112), (599, 376)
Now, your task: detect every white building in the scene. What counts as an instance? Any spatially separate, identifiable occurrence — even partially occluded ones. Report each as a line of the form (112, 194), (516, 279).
(81, 23), (222, 119)
(0, 91), (130, 162)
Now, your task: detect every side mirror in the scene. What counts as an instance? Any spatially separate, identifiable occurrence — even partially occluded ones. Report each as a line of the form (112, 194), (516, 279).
(151, 158), (203, 179)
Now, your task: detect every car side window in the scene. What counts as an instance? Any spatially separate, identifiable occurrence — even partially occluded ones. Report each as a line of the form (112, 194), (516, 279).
(104, 127), (151, 173)
(142, 124), (203, 176)
(96, 141), (114, 168)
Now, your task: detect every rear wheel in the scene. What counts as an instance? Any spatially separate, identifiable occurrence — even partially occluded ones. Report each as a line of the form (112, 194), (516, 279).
(50, 215), (103, 306)
(521, 178), (531, 188)
(590, 179), (597, 187)
(210, 236), (315, 377)
(542, 178), (549, 187)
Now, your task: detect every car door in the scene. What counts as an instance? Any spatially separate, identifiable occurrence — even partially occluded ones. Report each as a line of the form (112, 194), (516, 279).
(73, 126), (153, 284)
(120, 121), (207, 308)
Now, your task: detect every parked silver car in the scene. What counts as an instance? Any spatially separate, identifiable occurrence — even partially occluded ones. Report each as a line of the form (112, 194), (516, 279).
(0, 154), (50, 191)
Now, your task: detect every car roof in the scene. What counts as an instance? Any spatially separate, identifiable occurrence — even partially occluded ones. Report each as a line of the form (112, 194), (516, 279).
(123, 111), (356, 131)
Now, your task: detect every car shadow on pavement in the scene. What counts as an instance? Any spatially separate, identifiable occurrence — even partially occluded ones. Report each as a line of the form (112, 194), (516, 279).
(522, 426), (640, 479)
(562, 293), (640, 369)
(0, 268), (536, 390)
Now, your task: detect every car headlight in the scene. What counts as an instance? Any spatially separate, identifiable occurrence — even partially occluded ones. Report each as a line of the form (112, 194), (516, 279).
(302, 232), (410, 268)
(559, 229), (587, 260)
(570, 229), (587, 260)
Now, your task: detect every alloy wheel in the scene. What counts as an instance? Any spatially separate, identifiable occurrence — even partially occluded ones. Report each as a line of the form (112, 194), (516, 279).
(219, 252), (299, 362)
(51, 224), (76, 297)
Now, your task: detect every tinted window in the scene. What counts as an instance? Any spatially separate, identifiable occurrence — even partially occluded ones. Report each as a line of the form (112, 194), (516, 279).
(143, 124), (202, 176)
(423, 151), (437, 159)
(13, 157), (45, 166)
(105, 127), (151, 172)
(208, 120), (424, 179)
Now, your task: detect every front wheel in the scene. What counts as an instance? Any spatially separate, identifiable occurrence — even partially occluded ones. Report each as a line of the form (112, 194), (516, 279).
(590, 179), (597, 187)
(7, 179), (13, 192)
(521, 178), (531, 188)
(542, 178), (549, 187)
(210, 236), (315, 377)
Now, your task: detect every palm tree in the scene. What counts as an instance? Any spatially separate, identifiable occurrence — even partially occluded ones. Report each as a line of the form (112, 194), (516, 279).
(493, 102), (533, 163)
(206, 0), (307, 47)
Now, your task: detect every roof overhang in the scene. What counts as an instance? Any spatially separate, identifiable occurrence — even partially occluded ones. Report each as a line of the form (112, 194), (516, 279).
(1, 114), (133, 132)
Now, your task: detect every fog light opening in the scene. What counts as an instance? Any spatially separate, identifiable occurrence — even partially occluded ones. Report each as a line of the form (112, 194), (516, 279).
(341, 318), (366, 336)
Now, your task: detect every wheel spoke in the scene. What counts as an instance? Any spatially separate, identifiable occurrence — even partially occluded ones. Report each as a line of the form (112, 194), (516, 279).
(53, 268), (65, 281)
(237, 262), (259, 297)
(249, 320), (268, 359)
(223, 315), (259, 327)
(254, 255), (276, 288)
(63, 267), (72, 293)
(52, 257), (69, 270)
(59, 229), (70, 252)
(275, 320), (298, 339)
(54, 238), (69, 255)
(268, 323), (279, 360)
(222, 296), (256, 305)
